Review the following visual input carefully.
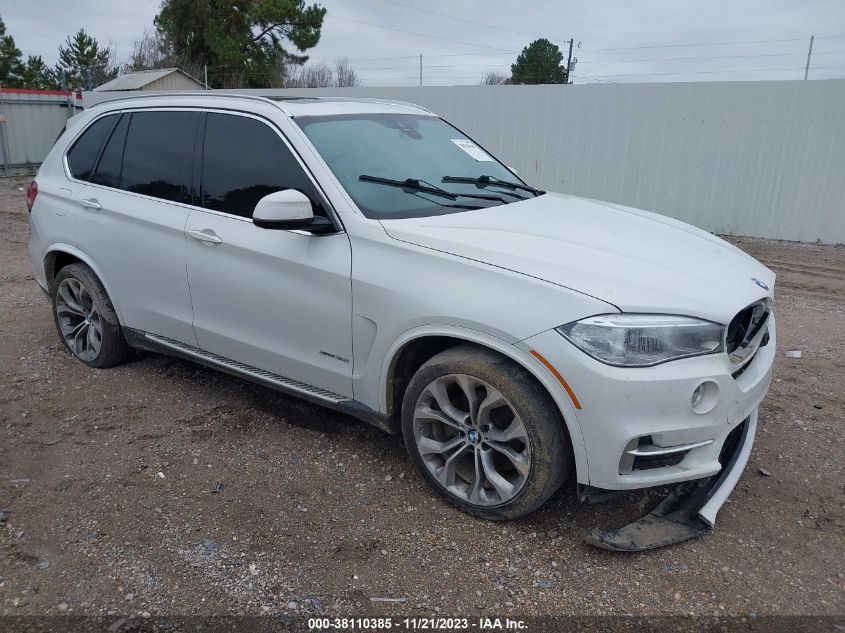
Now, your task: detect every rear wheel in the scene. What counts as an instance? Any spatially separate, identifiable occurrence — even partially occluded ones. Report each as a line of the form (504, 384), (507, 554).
(401, 344), (570, 520)
(51, 263), (131, 368)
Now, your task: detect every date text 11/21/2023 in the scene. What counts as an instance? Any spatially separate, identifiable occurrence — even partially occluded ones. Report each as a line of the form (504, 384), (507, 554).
(307, 616), (528, 630)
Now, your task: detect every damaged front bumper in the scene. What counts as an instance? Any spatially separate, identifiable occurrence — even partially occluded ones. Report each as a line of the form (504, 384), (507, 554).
(584, 410), (757, 551)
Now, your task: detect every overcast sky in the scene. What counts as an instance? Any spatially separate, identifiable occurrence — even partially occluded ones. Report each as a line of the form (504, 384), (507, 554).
(2, 0), (844, 85)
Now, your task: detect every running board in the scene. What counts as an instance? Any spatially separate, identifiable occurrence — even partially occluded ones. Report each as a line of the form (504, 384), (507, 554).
(145, 333), (346, 403)
(123, 329), (398, 434)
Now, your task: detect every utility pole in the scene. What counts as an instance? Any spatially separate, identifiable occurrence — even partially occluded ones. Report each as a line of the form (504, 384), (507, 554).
(566, 38), (574, 83)
(804, 35), (814, 80)
(204, 65), (209, 89)
(419, 54), (423, 86)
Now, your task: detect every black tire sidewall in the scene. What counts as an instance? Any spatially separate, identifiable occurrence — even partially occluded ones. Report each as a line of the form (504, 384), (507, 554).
(51, 263), (128, 368)
(401, 344), (571, 521)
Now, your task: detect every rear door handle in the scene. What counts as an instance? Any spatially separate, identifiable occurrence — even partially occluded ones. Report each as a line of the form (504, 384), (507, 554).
(188, 229), (223, 244)
(78, 198), (102, 210)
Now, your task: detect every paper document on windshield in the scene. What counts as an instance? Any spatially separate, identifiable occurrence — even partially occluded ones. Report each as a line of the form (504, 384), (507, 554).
(451, 139), (494, 161)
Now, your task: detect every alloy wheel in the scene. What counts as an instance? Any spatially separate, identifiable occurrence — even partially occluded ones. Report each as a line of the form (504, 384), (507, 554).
(412, 373), (531, 506)
(55, 278), (103, 362)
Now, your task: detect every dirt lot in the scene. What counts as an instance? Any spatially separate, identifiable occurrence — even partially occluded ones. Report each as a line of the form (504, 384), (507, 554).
(1, 174), (843, 624)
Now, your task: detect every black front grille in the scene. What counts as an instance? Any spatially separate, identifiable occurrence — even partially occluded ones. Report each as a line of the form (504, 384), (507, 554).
(731, 353), (755, 379)
(731, 328), (770, 380)
(726, 305), (756, 354)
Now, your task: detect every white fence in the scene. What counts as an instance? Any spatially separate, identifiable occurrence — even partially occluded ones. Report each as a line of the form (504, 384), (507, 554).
(83, 79), (845, 244)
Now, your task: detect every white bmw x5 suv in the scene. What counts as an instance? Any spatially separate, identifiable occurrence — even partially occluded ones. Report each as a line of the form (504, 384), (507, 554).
(27, 94), (775, 550)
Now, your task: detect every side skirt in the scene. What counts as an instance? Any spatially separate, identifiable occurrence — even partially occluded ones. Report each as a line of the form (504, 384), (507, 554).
(122, 328), (399, 434)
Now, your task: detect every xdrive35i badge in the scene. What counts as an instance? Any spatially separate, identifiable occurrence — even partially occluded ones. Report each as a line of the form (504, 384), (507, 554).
(751, 277), (769, 291)
(319, 350), (350, 363)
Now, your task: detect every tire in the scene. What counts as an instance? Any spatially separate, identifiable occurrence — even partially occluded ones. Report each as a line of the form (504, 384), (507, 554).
(401, 344), (571, 520)
(51, 263), (132, 368)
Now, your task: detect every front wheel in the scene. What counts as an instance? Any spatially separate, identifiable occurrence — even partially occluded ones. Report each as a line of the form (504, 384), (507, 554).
(401, 344), (571, 520)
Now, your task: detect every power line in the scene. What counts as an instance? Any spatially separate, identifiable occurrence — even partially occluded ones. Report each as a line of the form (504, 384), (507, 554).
(304, 37), (845, 65)
(580, 65), (845, 79)
(202, 47), (845, 73)
(290, 50), (845, 73)
(576, 50), (845, 65)
(371, 0), (544, 39)
(583, 35), (845, 52)
(326, 14), (515, 53)
(571, 74), (617, 84)
(353, 65), (845, 81)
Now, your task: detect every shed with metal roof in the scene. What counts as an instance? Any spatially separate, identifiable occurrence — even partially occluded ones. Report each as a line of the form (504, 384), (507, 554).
(94, 68), (205, 92)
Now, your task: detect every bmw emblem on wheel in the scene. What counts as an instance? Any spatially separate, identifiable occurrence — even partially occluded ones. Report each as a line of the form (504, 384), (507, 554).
(751, 277), (769, 290)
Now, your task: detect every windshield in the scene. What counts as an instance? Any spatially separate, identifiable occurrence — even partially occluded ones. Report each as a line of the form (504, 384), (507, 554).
(295, 113), (538, 219)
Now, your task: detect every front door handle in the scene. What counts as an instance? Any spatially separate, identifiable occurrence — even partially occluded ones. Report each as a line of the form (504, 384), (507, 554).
(188, 229), (223, 244)
(78, 198), (102, 210)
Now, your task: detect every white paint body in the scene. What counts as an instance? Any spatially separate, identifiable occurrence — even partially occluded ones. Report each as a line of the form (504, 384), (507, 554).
(28, 95), (775, 524)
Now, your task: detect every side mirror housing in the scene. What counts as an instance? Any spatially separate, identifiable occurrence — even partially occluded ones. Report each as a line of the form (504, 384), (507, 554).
(252, 189), (335, 233)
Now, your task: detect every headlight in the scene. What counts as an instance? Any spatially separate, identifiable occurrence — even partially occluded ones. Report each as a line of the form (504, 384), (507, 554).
(556, 314), (724, 367)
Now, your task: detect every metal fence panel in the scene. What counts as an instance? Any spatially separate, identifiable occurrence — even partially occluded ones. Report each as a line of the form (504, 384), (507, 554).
(0, 91), (83, 169)
(84, 80), (845, 243)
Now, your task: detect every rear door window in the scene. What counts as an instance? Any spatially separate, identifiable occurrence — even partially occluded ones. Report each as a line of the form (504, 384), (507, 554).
(120, 111), (198, 204)
(66, 114), (118, 181)
(200, 112), (321, 218)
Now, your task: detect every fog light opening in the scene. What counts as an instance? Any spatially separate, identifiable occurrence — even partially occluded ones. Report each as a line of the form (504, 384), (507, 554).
(691, 380), (719, 414)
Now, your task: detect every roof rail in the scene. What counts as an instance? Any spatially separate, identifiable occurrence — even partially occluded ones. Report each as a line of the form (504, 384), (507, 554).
(86, 91), (433, 116)
(87, 91), (280, 109)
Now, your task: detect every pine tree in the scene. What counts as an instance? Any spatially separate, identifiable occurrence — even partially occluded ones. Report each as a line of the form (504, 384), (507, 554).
(56, 29), (117, 90)
(510, 39), (567, 85)
(0, 16), (23, 87)
(21, 56), (58, 90)
(154, 0), (326, 88)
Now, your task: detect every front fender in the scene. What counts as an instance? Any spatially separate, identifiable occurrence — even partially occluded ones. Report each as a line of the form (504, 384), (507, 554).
(377, 324), (590, 485)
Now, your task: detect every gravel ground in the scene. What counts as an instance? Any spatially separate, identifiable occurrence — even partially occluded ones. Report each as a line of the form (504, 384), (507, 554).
(1, 175), (843, 623)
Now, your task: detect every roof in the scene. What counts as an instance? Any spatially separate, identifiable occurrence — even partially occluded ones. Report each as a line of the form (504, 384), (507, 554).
(86, 92), (433, 117)
(94, 68), (203, 92)
(268, 96), (432, 117)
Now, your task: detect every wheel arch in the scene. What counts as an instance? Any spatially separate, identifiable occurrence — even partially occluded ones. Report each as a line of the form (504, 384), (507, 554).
(43, 244), (124, 323)
(380, 325), (589, 484)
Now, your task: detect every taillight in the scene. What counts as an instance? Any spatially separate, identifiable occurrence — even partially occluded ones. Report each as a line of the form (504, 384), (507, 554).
(26, 180), (38, 212)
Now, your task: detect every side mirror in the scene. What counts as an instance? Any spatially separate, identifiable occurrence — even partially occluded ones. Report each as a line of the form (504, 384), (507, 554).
(252, 189), (334, 233)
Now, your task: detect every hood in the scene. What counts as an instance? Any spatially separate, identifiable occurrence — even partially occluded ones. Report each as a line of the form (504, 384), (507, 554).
(379, 193), (775, 324)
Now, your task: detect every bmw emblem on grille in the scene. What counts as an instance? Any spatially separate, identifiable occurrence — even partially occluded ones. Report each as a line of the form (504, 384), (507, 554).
(751, 277), (769, 291)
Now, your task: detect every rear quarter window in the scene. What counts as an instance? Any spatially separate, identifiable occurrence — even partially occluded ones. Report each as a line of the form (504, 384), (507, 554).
(66, 115), (118, 181)
(91, 114), (129, 189)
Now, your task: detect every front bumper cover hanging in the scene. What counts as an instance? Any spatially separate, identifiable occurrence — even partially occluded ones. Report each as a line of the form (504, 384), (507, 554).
(584, 415), (755, 552)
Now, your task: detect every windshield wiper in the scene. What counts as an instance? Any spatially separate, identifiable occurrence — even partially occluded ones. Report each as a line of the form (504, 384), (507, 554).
(359, 174), (511, 204)
(442, 175), (544, 196)
(360, 175), (456, 199)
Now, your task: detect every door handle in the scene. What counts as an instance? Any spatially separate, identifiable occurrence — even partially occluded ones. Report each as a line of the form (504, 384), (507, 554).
(188, 229), (223, 244)
(78, 198), (102, 210)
